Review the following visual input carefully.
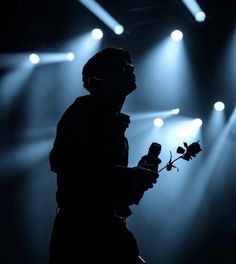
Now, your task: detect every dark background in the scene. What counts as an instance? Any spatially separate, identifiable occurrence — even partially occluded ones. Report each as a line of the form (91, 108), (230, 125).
(1, 0), (236, 116)
(0, 1), (236, 264)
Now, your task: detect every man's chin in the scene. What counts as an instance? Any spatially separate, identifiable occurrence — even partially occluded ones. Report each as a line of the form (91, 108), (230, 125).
(129, 82), (136, 93)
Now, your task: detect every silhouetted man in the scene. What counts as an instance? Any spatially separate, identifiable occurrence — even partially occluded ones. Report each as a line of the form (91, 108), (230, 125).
(48, 47), (159, 264)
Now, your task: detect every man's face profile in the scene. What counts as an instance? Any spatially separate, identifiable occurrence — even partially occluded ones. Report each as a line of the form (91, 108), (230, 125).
(103, 58), (136, 96)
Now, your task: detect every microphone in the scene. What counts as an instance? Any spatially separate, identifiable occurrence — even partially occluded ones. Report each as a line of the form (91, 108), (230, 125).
(138, 142), (162, 172)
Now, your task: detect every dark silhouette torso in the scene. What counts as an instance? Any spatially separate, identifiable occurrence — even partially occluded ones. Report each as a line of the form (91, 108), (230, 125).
(48, 95), (139, 264)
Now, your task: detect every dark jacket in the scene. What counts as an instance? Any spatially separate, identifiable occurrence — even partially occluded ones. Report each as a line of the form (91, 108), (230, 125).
(49, 94), (136, 213)
(49, 95), (140, 264)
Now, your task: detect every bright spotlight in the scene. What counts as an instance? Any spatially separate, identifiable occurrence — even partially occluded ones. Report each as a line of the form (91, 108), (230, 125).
(154, 118), (164, 127)
(181, 0), (206, 23)
(214, 101), (225, 112)
(67, 52), (75, 61)
(114, 24), (124, 35)
(171, 30), (183, 41)
(172, 108), (180, 115)
(91, 28), (103, 40)
(79, 0), (124, 36)
(193, 118), (203, 127)
(195, 11), (206, 22)
(29, 53), (40, 64)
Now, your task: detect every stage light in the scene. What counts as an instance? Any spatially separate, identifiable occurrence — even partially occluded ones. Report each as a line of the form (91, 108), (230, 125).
(154, 118), (164, 127)
(91, 28), (103, 40)
(171, 30), (183, 41)
(181, 0), (206, 23)
(195, 11), (206, 22)
(172, 108), (180, 115)
(29, 53), (40, 64)
(214, 101), (225, 111)
(79, 0), (125, 35)
(114, 24), (124, 35)
(67, 52), (75, 61)
(193, 118), (202, 127)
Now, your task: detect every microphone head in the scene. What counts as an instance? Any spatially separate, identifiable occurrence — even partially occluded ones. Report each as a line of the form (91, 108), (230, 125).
(148, 142), (161, 157)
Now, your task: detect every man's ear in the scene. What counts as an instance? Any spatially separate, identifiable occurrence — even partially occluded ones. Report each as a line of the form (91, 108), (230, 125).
(87, 73), (103, 94)
(93, 68), (104, 81)
(93, 75), (103, 81)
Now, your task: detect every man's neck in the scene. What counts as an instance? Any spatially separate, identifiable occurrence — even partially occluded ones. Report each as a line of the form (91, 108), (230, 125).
(92, 93), (125, 114)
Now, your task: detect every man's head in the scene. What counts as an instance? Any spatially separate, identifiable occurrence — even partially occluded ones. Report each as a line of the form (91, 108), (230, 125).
(82, 47), (136, 105)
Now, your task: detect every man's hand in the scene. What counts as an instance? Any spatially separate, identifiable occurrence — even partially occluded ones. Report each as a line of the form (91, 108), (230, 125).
(138, 154), (162, 173)
(128, 166), (159, 204)
(131, 166), (158, 188)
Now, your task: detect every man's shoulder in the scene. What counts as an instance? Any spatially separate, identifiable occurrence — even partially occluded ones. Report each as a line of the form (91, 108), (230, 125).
(66, 94), (93, 112)
(73, 94), (91, 106)
(58, 95), (92, 124)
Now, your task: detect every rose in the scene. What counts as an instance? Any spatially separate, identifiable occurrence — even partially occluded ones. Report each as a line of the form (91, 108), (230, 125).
(177, 141), (202, 161)
(159, 141), (202, 172)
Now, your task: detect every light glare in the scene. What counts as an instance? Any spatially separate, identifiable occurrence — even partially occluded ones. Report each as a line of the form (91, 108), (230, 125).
(214, 101), (225, 112)
(172, 108), (180, 115)
(91, 28), (103, 40)
(114, 24), (124, 35)
(29, 53), (40, 64)
(154, 118), (164, 127)
(195, 11), (206, 22)
(67, 52), (75, 61)
(193, 118), (203, 127)
(171, 30), (183, 41)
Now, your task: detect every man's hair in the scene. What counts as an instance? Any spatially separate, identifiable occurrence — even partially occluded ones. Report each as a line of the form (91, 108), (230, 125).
(82, 47), (131, 93)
